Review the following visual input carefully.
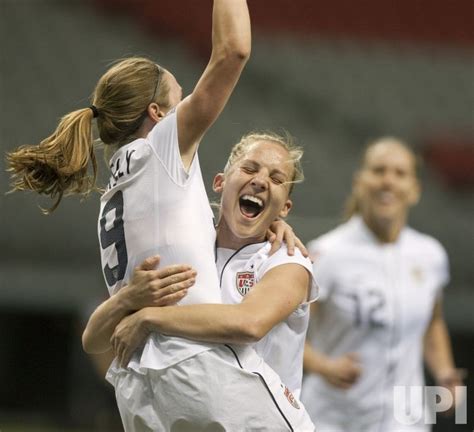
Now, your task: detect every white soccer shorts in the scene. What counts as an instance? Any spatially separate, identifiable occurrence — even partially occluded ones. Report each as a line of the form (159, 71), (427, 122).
(110, 344), (315, 431)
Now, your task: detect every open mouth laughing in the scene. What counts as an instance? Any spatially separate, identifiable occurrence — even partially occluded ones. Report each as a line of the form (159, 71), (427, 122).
(374, 190), (397, 206)
(239, 194), (264, 218)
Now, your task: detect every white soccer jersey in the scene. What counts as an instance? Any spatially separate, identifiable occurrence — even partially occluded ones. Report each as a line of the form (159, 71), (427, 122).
(301, 216), (449, 432)
(217, 242), (319, 397)
(98, 108), (221, 372)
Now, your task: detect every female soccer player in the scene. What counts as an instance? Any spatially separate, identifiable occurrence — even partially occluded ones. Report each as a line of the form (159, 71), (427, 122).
(84, 132), (318, 418)
(94, 132), (318, 394)
(300, 137), (462, 432)
(8, 2), (314, 429)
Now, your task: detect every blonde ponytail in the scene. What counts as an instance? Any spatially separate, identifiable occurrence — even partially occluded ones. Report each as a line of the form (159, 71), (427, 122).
(7, 56), (169, 213)
(6, 107), (98, 213)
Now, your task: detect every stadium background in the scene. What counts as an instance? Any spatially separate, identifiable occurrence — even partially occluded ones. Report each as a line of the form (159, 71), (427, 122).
(0, 0), (472, 430)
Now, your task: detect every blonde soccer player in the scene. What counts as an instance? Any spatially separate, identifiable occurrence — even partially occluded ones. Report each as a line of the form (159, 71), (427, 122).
(8, 1), (315, 430)
(85, 132), (318, 430)
(301, 137), (462, 432)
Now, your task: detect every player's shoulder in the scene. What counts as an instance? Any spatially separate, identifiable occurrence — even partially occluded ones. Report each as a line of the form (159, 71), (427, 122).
(270, 241), (311, 265)
(403, 226), (448, 261)
(100, 139), (152, 197)
(110, 137), (151, 161)
(146, 106), (178, 142)
(253, 241), (312, 277)
(307, 219), (355, 255)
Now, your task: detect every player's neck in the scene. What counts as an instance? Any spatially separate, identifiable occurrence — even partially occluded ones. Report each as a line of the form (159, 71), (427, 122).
(215, 218), (265, 250)
(361, 213), (405, 244)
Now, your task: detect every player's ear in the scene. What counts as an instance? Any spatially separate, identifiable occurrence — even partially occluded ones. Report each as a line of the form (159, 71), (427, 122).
(279, 199), (292, 218)
(213, 173), (225, 193)
(148, 103), (165, 121)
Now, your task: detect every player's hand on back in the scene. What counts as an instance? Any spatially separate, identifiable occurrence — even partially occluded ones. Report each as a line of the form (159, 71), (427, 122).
(118, 255), (195, 311)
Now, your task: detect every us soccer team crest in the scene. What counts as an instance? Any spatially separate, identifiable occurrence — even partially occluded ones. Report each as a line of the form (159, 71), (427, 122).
(236, 271), (255, 296)
(283, 385), (300, 409)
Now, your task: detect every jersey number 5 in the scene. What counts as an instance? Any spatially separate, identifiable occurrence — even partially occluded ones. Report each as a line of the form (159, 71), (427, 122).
(100, 191), (128, 286)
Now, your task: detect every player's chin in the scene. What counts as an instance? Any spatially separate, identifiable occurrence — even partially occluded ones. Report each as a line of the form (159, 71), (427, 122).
(234, 220), (266, 239)
(247, 224), (274, 242)
(375, 208), (403, 223)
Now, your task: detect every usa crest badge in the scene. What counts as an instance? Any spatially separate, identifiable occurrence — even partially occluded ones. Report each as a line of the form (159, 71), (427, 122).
(411, 266), (424, 284)
(236, 271), (255, 296)
(283, 385), (300, 409)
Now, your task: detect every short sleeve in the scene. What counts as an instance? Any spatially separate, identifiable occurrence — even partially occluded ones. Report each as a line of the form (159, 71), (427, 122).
(257, 244), (319, 304)
(306, 238), (334, 302)
(433, 241), (450, 296)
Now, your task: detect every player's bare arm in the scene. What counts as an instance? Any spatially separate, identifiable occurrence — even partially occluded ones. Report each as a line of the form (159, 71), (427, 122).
(82, 256), (195, 354)
(423, 299), (464, 412)
(304, 340), (362, 389)
(177, 0), (251, 168)
(111, 263), (310, 367)
(303, 303), (362, 389)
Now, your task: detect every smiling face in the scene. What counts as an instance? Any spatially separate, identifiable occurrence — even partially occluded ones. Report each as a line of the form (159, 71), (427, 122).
(354, 138), (420, 235)
(214, 140), (295, 248)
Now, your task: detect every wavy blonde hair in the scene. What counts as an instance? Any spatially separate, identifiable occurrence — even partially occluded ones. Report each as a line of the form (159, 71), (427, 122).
(6, 57), (169, 213)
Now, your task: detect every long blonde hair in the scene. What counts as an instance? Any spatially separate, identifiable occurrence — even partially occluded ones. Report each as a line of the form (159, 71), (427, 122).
(343, 136), (420, 219)
(6, 57), (169, 213)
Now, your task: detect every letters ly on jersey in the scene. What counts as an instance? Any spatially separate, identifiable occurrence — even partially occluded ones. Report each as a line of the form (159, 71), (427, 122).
(236, 271), (255, 296)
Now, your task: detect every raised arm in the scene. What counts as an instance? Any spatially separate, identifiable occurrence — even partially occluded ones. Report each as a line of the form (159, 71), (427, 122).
(111, 264), (310, 366)
(177, 0), (251, 167)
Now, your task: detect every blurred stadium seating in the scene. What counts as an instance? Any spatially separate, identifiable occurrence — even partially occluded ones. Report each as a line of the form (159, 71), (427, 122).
(0, 0), (472, 430)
